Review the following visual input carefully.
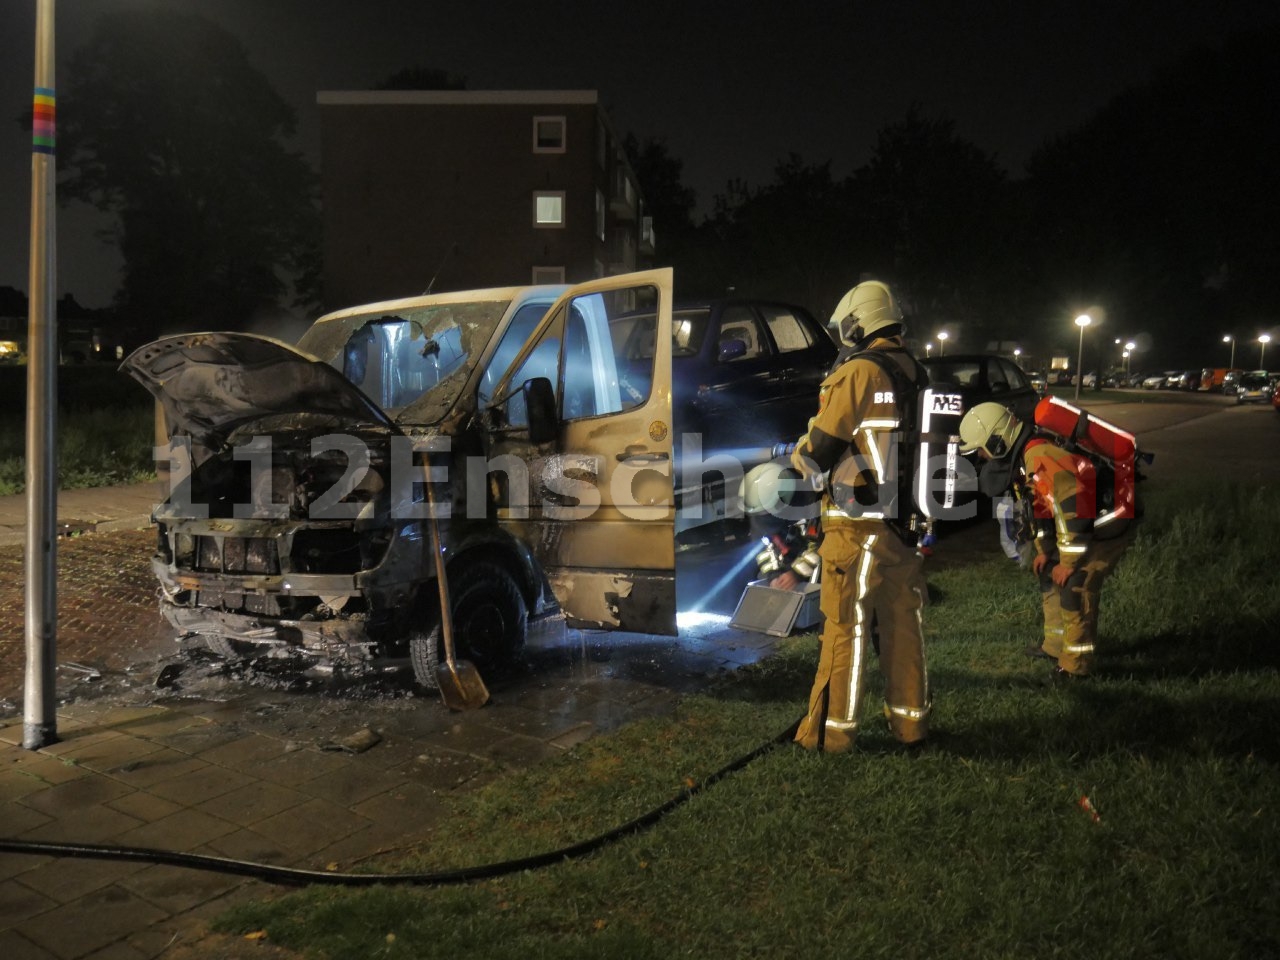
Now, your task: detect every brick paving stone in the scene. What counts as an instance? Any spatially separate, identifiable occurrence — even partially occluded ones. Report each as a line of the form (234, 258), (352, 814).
(349, 780), (450, 827)
(0, 751), (92, 787)
(0, 530), (166, 705)
(482, 733), (563, 770)
(245, 747), (350, 787)
(546, 721), (597, 751)
(81, 941), (150, 960)
(117, 863), (243, 916)
(307, 818), (437, 872)
(246, 797), (369, 858)
(0, 929), (58, 960)
(104, 790), (184, 824)
(0, 853), (52, 884)
(111, 808), (240, 852)
(35, 730), (124, 760)
(473, 701), (594, 740)
(47, 735), (166, 774)
(191, 780), (309, 826)
(189, 733), (292, 769)
(18, 775), (134, 817)
(294, 763), (409, 808)
(0, 769), (55, 803)
(96, 749), (211, 789)
(15, 884), (170, 959)
(17, 803), (142, 844)
(13, 857), (147, 905)
(0, 801), (54, 837)
(145, 766), (254, 807)
(388, 746), (493, 791)
(0, 877), (59, 930)
(198, 828), (291, 866)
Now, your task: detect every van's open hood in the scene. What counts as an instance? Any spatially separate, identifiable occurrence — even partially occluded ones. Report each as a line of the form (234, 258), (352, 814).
(121, 332), (397, 448)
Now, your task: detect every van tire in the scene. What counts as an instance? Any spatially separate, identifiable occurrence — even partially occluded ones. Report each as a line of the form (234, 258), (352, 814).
(409, 562), (527, 688)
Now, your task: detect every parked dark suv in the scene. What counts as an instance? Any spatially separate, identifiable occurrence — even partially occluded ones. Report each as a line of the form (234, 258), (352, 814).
(612, 299), (836, 449)
(920, 353), (1040, 423)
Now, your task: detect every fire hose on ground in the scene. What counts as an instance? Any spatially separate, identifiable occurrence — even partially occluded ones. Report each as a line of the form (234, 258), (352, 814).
(0, 717), (801, 887)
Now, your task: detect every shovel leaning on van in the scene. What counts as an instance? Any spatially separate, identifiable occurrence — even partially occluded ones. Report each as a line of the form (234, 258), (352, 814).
(424, 472), (490, 711)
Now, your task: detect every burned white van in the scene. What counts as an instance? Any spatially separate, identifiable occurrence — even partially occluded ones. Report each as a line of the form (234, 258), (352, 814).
(125, 270), (686, 685)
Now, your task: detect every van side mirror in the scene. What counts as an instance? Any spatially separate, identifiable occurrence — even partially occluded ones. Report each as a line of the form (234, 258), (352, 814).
(523, 377), (558, 444)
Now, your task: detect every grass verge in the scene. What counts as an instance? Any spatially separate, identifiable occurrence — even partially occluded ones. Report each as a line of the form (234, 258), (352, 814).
(214, 477), (1280, 959)
(0, 403), (155, 494)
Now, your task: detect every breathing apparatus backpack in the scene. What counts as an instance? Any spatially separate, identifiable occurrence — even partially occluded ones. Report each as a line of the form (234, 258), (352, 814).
(829, 349), (966, 544)
(1031, 396), (1150, 540)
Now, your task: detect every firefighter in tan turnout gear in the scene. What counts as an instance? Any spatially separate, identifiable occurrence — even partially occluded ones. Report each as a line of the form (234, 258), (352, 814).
(790, 281), (930, 752)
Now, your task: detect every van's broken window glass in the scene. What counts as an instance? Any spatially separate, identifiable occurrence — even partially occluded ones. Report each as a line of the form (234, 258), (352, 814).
(340, 316), (467, 410)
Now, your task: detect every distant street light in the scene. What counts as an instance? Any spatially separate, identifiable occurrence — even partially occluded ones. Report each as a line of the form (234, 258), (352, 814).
(937, 331), (949, 356)
(925, 342), (932, 357)
(1261, 334), (1272, 368)
(1074, 314), (1092, 401)
(1125, 341), (1136, 375)
(1223, 334), (1236, 369)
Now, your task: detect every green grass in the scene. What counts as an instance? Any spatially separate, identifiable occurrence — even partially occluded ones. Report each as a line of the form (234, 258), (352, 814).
(215, 478), (1280, 959)
(0, 404), (156, 494)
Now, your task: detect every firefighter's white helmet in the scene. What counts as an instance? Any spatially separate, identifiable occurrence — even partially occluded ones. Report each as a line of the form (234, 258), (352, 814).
(829, 280), (903, 346)
(958, 402), (1023, 459)
(742, 460), (796, 516)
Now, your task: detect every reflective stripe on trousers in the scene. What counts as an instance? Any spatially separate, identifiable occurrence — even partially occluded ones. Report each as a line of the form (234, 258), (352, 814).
(795, 523), (929, 751)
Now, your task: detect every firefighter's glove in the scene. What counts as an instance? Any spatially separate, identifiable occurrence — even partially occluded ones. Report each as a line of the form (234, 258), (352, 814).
(791, 548), (821, 581)
(1032, 553), (1052, 576)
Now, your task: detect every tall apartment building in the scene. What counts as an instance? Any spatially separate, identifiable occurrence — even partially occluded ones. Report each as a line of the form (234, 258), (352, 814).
(317, 90), (654, 310)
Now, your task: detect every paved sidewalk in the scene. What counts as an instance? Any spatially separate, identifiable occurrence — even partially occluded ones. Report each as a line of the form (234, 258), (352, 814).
(0, 481), (794, 958)
(0, 481), (160, 548)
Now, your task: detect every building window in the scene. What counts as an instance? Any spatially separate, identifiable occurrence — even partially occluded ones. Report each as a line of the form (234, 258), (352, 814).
(533, 115), (566, 153)
(533, 191), (566, 228)
(532, 266), (565, 284)
(595, 189), (606, 241)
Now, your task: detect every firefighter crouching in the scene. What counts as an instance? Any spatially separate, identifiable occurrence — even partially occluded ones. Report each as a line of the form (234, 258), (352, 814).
(789, 280), (931, 752)
(958, 401), (1139, 678)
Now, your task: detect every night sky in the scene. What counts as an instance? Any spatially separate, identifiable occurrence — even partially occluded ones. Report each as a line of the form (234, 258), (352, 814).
(1, 0), (1276, 311)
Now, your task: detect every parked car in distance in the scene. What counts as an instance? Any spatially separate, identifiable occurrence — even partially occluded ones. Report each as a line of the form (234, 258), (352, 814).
(1273, 380), (1280, 413)
(1171, 369), (1201, 390)
(1200, 367), (1241, 392)
(920, 353), (1040, 424)
(1235, 371), (1273, 405)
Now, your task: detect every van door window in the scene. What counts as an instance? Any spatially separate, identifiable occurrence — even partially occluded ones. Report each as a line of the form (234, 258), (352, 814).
(502, 312), (565, 428)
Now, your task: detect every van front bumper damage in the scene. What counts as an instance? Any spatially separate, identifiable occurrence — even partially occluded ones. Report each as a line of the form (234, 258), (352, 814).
(152, 514), (429, 670)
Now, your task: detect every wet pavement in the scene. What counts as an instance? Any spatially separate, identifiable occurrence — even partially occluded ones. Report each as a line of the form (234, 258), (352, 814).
(0, 483), (806, 959)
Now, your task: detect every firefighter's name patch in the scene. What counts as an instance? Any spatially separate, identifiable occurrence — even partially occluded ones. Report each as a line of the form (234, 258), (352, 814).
(874, 390), (895, 404)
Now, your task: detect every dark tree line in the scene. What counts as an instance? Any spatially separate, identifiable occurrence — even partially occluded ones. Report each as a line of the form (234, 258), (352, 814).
(631, 26), (1280, 368)
(44, 8), (1279, 370)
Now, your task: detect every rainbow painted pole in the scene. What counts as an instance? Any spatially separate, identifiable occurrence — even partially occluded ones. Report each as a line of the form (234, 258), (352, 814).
(24, 0), (58, 750)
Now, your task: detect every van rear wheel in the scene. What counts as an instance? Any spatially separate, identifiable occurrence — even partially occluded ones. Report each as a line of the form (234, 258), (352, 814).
(409, 562), (527, 689)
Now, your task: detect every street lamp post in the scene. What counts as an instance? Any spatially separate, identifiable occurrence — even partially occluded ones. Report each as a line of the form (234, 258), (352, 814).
(1125, 341), (1135, 377)
(937, 331), (949, 356)
(925, 342), (932, 357)
(1261, 334), (1272, 368)
(1074, 314), (1092, 401)
(1223, 334), (1236, 370)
